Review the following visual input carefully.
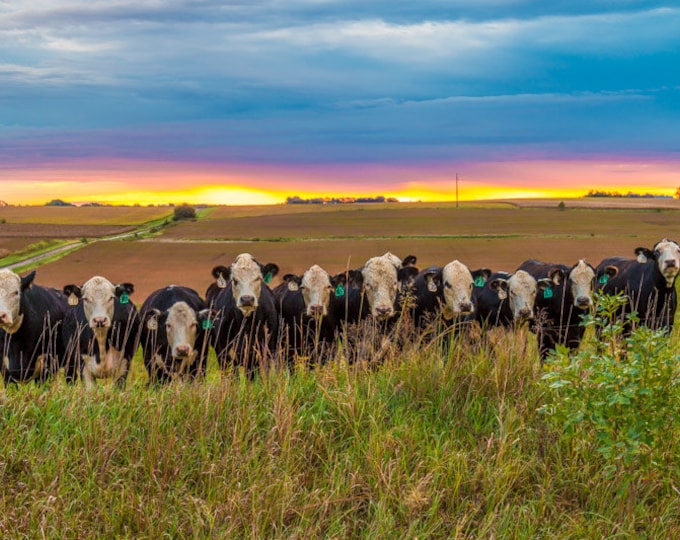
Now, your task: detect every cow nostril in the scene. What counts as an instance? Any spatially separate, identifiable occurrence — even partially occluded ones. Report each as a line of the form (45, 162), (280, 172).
(92, 316), (108, 327)
(459, 302), (473, 313)
(0, 312), (8, 323)
(665, 260), (678, 268)
(239, 295), (255, 307)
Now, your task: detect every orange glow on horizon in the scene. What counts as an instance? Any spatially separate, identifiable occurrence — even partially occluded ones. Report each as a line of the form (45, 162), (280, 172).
(1, 158), (678, 206)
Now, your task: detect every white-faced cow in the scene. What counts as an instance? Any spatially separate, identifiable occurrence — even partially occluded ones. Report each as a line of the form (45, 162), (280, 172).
(273, 264), (344, 367)
(139, 285), (213, 383)
(61, 276), (140, 389)
(596, 239), (680, 335)
(412, 261), (492, 328)
(0, 269), (68, 385)
(352, 253), (419, 321)
(210, 254), (280, 378)
(474, 269), (553, 329)
(518, 259), (596, 361)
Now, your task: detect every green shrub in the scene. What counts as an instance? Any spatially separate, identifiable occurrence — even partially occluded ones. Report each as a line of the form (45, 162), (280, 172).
(173, 204), (197, 221)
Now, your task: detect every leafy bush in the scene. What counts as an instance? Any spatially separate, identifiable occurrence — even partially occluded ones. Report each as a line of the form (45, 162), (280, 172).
(173, 203), (197, 221)
(539, 292), (680, 514)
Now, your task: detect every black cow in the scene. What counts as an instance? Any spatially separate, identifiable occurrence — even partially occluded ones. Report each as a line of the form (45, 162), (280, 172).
(139, 285), (213, 383)
(596, 238), (680, 334)
(518, 259), (596, 361)
(474, 270), (552, 329)
(273, 265), (344, 367)
(412, 261), (491, 329)
(61, 276), (140, 389)
(0, 269), (68, 385)
(210, 253), (280, 378)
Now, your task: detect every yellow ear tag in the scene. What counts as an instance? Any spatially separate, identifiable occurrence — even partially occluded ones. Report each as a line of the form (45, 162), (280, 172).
(217, 274), (227, 288)
(287, 281), (299, 292)
(427, 280), (437, 293)
(68, 293), (79, 306)
(147, 317), (157, 331)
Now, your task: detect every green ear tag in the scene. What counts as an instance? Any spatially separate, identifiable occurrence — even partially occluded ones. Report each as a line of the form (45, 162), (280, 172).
(335, 283), (345, 297)
(264, 272), (272, 284)
(543, 287), (553, 299)
(598, 274), (609, 285)
(119, 293), (130, 304)
(202, 319), (213, 330)
(474, 276), (485, 288)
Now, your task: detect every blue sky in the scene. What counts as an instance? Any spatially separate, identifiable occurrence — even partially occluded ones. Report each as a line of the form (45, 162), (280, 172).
(1, 1), (679, 202)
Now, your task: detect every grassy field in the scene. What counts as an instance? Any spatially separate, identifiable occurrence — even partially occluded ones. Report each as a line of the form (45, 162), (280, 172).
(0, 206), (172, 225)
(2, 201), (680, 538)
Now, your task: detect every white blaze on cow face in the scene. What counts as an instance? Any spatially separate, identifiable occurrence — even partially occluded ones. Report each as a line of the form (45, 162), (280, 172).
(653, 239), (680, 287)
(569, 260), (596, 309)
(441, 260), (475, 319)
(81, 276), (117, 333)
(0, 270), (22, 333)
(301, 265), (333, 317)
(361, 252), (402, 319)
(165, 301), (198, 359)
(231, 253), (264, 316)
(507, 270), (538, 324)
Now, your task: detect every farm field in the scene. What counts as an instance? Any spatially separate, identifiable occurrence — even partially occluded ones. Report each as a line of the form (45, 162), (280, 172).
(0, 206), (172, 225)
(2, 200), (680, 538)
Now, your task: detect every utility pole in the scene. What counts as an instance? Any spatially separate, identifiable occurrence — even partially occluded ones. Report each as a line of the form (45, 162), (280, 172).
(456, 173), (459, 208)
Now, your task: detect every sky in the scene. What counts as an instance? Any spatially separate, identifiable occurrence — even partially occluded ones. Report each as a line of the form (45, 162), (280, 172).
(1, 1), (680, 205)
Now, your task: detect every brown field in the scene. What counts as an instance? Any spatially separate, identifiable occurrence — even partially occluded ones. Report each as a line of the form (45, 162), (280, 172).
(0, 206), (172, 225)
(0, 223), (134, 238)
(33, 235), (663, 302)
(163, 204), (680, 240)
(0, 238), (41, 259)
(507, 197), (680, 209)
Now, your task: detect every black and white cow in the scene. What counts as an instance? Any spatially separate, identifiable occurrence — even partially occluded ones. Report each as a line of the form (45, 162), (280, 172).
(412, 261), (491, 329)
(61, 276), (140, 389)
(139, 285), (213, 383)
(596, 238), (680, 334)
(518, 259), (596, 361)
(352, 253), (419, 321)
(0, 269), (68, 385)
(210, 253), (280, 378)
(474, 269), (553, 329)
(273, 264), (343, 366)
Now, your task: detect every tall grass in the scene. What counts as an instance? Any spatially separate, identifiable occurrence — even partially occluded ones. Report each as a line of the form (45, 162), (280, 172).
(1, 319), (679, 538)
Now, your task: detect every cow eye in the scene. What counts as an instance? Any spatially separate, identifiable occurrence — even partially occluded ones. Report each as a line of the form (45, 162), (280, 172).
(13, 290), (19, 296)
(232, 279), (239, 287)
(444, 282), (451, 289)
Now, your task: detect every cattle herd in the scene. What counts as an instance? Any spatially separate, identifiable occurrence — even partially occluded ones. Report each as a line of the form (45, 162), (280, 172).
(1, 238), (679, 387)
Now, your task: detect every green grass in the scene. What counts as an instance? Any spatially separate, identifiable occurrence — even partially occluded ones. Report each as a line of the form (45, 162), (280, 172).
(0, 239), (74, 267)
(1, 326), (678, 538)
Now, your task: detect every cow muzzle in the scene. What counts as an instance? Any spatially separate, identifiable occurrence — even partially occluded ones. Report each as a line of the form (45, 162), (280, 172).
(458, 302), (473, 314)
(307, 304), (325, 317)
(90, 316), (110, 328)
(575, 296), (592, 309)
(173, 344), (192, 358)
(517, 307), (534, 322)
(373, 306), (394, 320)
(0, 311), (11, 325)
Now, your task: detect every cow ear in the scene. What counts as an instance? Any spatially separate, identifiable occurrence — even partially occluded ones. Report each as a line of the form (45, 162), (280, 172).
(197, 308), (217, 330)
(63, 284), (82, 306)
(490, 278), (508, 300)
(330, 272), (348, 287)
(261, 263), (279, 281)
(20, 270), (36, 291)
(402, 255), (417, 267)
(144, 308), (163, 330)
(548, 267), (566, 285)
(115, 283), (134, 297)
(423, 269), (440, 293)
(635, 247), (654, 263)
(212, 265), (231, 288)
(471, 268), (491, 287)
(597, 265), (618, 284)
(537, 278), (554, 291)
(351, 270), (363, 287)
(283, 273), (301, 291)
(398, 266), (419, 283)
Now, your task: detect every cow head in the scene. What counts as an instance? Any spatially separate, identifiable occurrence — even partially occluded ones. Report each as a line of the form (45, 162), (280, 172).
(490, 270), (551, 325)
(0, 269), (35, 334)
(299, 265), (334, 317)
(568, 259), (596, 309)
(355, 253), (417, 320)
(146, 301), (210, 360)
(437, 261), (490, 319)
(643, 239), (680, 288)
(223, 253), (279, 316)
(63, 276), (134, 332)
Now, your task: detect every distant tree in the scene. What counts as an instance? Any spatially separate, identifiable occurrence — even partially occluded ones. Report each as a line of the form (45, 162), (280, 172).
(675, 187), (680, 200)
(45, 199), (74, 207)
(173, 203), (197, 221)
(557, 201), (566, 211)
